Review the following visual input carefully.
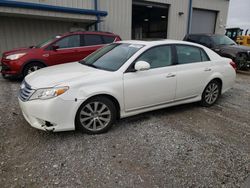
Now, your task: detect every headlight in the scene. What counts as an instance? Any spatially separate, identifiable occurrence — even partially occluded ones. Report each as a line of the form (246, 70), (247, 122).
(6, 53), (26, 60)
(29, 86), (69, 100)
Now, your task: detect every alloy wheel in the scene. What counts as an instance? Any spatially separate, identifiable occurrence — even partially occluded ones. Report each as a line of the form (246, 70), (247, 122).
(204, 83), (219, 105)
(79, 102), (112, 131)
(27, 66), (41, 75)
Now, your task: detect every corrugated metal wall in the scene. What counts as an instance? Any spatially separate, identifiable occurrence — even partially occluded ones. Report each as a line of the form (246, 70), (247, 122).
(0, 16), (77, 54)
(98, 0), (229, 40)
(0, 0), (229, 54)
(14, 0), (94, 9)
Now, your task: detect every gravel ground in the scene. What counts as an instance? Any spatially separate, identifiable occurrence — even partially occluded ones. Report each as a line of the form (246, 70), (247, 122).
(0, 73), (249, 188)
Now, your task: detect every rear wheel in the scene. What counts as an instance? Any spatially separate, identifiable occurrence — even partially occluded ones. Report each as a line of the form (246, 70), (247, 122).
(23, 62), (45, 77)
(200, 80), (221, 107)
(75, 97), (117, 134)
(235, 53), (248, 70)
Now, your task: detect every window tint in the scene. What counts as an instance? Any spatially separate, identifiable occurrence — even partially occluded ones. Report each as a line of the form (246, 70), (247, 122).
(199, 36), (212, 47)
(55, 35), (80, 49)
(186, 35), (200, 43)
(81, 43), (144, 71)
(176, 45), (209, 64)
(201, 50), (210, 61)
(136, 45), (172, 69)
(103, 36), (115, 44)
(84, 35), (103, 46)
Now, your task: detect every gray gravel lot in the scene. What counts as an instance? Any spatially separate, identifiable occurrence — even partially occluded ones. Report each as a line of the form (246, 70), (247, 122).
(0, 73), (250, 188)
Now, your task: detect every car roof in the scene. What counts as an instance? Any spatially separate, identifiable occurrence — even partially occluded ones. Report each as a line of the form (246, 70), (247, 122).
(117, 39), (206, 48)
(186, 33), (223, 37)
(60, 31), (119, 37)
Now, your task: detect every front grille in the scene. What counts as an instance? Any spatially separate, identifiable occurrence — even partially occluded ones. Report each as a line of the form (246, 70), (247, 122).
(19, 81), (35, 102)
(1, 63), (10, 71)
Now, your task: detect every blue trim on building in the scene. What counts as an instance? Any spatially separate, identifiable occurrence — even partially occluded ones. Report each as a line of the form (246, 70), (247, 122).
(0, 0), (108, 17)
(187, 0), (193, 34)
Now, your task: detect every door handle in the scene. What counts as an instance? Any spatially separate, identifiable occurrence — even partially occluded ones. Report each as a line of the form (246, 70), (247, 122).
(204, 68), (212, 72)
(166, 73), (176, 78)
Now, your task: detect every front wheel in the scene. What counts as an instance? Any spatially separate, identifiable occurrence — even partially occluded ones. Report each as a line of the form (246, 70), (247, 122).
(200, 80), (221, 107)
(75, 97), (117, 134)
(1, 73), (7, 79)
(23, 62), (45, 77)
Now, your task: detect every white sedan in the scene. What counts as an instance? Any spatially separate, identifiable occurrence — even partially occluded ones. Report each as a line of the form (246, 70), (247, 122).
(18, 40), (236, 134)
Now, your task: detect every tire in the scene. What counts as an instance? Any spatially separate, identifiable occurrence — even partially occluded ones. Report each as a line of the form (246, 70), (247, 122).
(235, 53), (248, 70)
(23, 62), (45, 77)
(75, 96), (117, 134)
(200, 80), (221, 107)
(1, 73), (7, 79)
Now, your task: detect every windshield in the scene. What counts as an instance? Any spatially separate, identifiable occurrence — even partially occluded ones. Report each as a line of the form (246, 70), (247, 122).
(79, 43), (144, 71)
(36, 35), (61, 48)
(211, 35), (236, 46)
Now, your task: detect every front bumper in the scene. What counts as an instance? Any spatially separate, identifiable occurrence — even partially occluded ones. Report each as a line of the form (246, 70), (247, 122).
(18, 97), (84, 132)
(1, 58), (21, 75)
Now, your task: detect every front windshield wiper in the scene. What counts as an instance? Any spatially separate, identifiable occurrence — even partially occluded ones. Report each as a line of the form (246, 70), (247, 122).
(79, 60), (101, 69)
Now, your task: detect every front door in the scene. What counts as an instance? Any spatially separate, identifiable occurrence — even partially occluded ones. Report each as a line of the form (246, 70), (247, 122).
(47, 34), (82, 65)
(123, 45), (177, 111)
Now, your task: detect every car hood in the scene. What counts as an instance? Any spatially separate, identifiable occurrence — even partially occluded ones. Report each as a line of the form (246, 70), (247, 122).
(2, 47), (34, 57)
(25, 62), (106, 89)
(217, 45), (250, 52)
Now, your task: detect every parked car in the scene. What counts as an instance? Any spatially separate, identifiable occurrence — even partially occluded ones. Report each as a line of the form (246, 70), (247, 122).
(18, 40), (236, 134)
(183, 34), (250, 69)
(1, 31), (121, 78)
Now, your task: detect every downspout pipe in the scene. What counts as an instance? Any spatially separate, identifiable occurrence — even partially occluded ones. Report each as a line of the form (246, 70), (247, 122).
(187, 0), (193, 34)
(94, 0), (100, 31)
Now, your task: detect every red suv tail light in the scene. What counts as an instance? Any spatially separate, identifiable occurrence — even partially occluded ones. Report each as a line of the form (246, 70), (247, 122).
(230, 61), (237, 70)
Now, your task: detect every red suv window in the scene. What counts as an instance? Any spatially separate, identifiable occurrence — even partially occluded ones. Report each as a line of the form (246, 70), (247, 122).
(84, 34), (103, 46)
(102, 36), (115, 44)
(55, 35), (81, 49)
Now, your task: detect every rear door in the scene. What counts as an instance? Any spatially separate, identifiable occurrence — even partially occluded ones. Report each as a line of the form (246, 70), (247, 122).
(77, 34), (105, 58)
(174, 44), (213, 100)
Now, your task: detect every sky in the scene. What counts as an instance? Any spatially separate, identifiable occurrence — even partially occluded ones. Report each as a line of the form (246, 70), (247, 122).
(226, 0), (250, 33)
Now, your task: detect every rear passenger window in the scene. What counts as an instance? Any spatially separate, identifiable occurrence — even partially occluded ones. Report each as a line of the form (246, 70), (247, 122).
(103, 36), (115, 44)
(84, 35), (103, 46)
(176, 45), (209, 64)
(55, 35), (80, 49)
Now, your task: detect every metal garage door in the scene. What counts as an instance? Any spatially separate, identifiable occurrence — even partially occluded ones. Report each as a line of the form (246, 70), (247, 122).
(191, 9), (217, 34)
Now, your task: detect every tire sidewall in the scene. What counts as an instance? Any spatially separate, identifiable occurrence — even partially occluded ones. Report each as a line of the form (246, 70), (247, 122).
(75, 97), (117, 134)
(201, 80), (221, 107)
(23, 62), (44, 77)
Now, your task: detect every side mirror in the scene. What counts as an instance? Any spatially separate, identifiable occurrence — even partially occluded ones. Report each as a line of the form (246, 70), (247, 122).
(134, 61), (150, 71)
(52, 45), (59, 51)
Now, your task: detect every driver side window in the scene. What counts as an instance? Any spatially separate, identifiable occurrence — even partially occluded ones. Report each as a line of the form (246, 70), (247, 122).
(136, 45), (172, 69)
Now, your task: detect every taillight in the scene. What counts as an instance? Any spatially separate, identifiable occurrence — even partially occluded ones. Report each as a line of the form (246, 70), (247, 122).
(230, 61), (237, 70)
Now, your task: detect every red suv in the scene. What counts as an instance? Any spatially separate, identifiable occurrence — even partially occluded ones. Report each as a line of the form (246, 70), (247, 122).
(1, 31), (121, 78)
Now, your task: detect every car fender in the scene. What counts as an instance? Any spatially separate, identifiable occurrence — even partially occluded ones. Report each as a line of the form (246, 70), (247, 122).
(202, 72), (224, 92)
(21, 59), (48, 74)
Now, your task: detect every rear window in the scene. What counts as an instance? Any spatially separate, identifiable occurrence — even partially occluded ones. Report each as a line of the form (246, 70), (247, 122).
(103, 36), (116, 44)
(176, 45), (210, 64)
(186, 35), (200, 43)
(84, 35), (103, 46)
